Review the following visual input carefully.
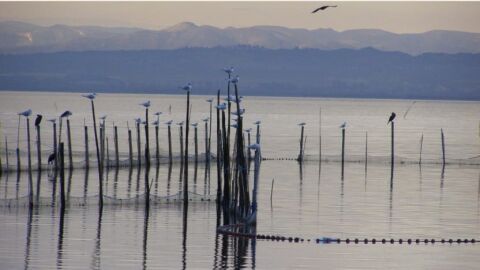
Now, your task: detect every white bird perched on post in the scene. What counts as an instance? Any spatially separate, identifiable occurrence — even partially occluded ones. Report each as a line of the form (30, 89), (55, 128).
(82, 93), (96, 100)
(253, 121), (261, 125)
(140, 100), (151, 108)
(100, 115), (107, 121)
(165, 120), (173, 126)
(48, 118), (56, 123)
(181, 83), (192, 91)
(202, 117), (209, 122)
(191, 122), (198, 128)
(245, 128), (252, 133)
(141, 120), (147, 125)
(134, 117), (141, 124)
(18, 109), (32, 117)
(154, 112), (162, 116)
(216, 103), (227, 110)
(223, 67), (234, 75)
(229, 75), (239, 85)
(224, 95), (243, 103)
(248, 143), (261, 150)
(231, 123), (239, 129)
(231, 108), (245, 116)
(298, 122), (306, 126)
(206, 98), (213, 103)
(339, 122), (347, 129)
(152, 120), (159, 126)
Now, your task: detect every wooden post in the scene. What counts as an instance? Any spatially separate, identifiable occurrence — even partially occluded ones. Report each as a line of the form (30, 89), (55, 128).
(179, 125), (184, 162)
(194, 126), (198, 163)
(66, 119), (73, 170)
(106, 137), (110, 169)
(114, 125), (119, 168)
(441, 128), (446, 166)
(419, 133), (423, 165)
(53, 121), (57, 170)
(216, 89), (222, 204)
(183, 90), (190, 205)
(16, 146), (21, 173)
(168, 125), (172, 164)
(247, 131), (251, 161)
(100, 126), (104, 169)
(35, 123), (42, 171)
(4, 137), (8, 172)
(365, 131), (368, 170)
(84, 125), (89, 169)
(221, 109), (230, 206)
(27, 118), (33, 208)
(89, 99), (103, 207)
(391, 121), (395, 167)
(298, 125), (304, 162)
(136, 122), (141, 167)
(204, 121), (208, 162)
(341, 127), (345, 176)
(319, 108), (322, 164)
(208, 100), (212, 165)
(155, 125), (159, 164)
(128, 127), (133, 167)
(256, 124), (260, 144)
(59, 142), (65, 210)
(145, 108), (151, 167)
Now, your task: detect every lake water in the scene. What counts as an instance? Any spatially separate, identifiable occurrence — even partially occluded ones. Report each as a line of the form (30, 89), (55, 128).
(0, 91), (479, 269)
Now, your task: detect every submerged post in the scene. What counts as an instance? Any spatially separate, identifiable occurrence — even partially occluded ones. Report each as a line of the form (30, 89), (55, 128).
(216, 89), (222, 203)
(59, 143), (65, 210)
(136, 121), (141, 167)
(114, 125), (119, 168)
(184, 89), (191, 205)
(194, 125), (198, 163)
(128, 126), (133, 167)
(419, 133), (423, 165)
(53, 121), (58, 170)
(155, 124), (159, 164)
(204, 120), (208, 162)
(35, 120), (42, 171)
(66, 119), (73, 169)
(441, 128), (446, 166)
(167, 124), (172, 164)
(26, 117), (33, 208)
(144, 107), (151, 167)
(179, 125), (184, 162)
(84, 124), (89, 169)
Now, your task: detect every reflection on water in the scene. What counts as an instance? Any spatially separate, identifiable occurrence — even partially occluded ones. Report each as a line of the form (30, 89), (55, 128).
(1, 161), (480, 269)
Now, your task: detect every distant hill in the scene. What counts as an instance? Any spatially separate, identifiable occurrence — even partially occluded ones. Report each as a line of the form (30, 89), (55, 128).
(1, 47), (479, 100)
(1, 21), (480, 55)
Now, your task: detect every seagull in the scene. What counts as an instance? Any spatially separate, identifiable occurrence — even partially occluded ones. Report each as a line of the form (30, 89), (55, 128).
(134, 118), (141, 124)
(216, 103), (227, 110)
(312, 5), (337, 13)
(231, 108), (245, 116)
(100, 115), (107, 121)
(339, 122), (347, 129)
(206, 98), (214, 103)
(165, 120), (173, 126)
(60, 110), (72, 118)
(223, 67), (234, 75)
(191, 123), (198, 128)
(47, 152), (56, 164)
(177, 121), (184, 126)
(202, 117), (209, 122)
(224, 95), (243, 103)
(231, 124), (239, 129)
(141, 120), (147, 125)
(140, 100), (151, 108)
(387, 112), (396, 125)
(18, 109), (32, 117)
(245, 128), (252, 133)
(298, 122), (306, 126)
(253, 121), (261, 125)
(248, 143), (261, 150)
(34, 114), (43, 127)
(154, 112), (162, 116)
(48, 118), (56, 124)
(152, 120), (159, 126)
(82, 92), (96, 100)
(181, 83), (192, 91)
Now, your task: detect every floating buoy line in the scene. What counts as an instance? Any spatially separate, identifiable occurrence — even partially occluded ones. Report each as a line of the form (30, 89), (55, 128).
(217, 224), (478, 245)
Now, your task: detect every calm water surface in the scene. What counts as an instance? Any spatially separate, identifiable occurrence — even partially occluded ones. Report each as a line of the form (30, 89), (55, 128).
(0, 91), (479, 269)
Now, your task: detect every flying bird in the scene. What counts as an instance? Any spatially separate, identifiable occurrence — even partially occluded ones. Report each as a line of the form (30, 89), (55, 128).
(140, 101), (151, 108)
(312, 5), (337, 13)
(60, 110), (72, 118)
(339, 122), (347, 129)
(34, 114), (43, 127)
(82, 93), (96, 100)
(387, 112), (396, 124)
(18, 109), (32, 117)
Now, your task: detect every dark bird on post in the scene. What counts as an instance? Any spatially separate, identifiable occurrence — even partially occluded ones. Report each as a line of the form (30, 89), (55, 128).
(48, 152), (56, 164)
(387, 112), (396, 125)
(35, 114), (43, 127)
(60, 110), (72, 118)
(312, 5), (337, 13)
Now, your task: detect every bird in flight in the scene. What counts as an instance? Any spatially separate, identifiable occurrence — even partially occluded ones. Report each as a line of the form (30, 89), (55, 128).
(387, 112), (396, 125)
(312, 5), (337, 13)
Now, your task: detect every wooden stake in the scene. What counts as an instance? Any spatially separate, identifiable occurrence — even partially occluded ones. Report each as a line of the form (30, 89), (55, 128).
(36, 123), (42, 171)
(216, 89), (222, 203)
(59, 142), (65, 210)
(298, 125), (304, 162)
(66, 119), (73, 169)
(155, 125), (159, 164)
(184, 90), (190, 205)
(144, 108), (151, 167)
(168, 125), (172, 164)
(391, 121), (395, 167)
(127, 124), (133, 167)
(204, 121), (208, 162)
(341, 128), (345, 177)
(27, 118), (33, 208)
(194, 126), (198, 163)
(419, 133), (423, 165)
(136, 122), (141, 167)
(441, 128), (446, 166)
(84, 125), (89, 169)
(365, 131), (368, 170)
(52, 122), (57, 170)
(106, 137), (110, 169)
(114, 125), (119, 168)
(89, 99), (103, 207)
(4, 137), (8, 172)
(179, 125), (184, 162)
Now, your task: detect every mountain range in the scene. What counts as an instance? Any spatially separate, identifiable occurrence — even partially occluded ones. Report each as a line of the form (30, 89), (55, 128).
(2, 21), (480, 55)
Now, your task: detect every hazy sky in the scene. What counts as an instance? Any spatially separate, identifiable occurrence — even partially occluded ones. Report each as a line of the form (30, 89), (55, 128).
(1, 1), (480, 33)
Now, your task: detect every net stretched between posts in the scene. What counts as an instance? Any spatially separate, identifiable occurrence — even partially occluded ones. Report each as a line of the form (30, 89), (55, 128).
(0, 191), (217, 208)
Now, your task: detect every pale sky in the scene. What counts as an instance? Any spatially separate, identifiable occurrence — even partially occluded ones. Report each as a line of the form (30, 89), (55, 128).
(1, 1), (480, 33)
